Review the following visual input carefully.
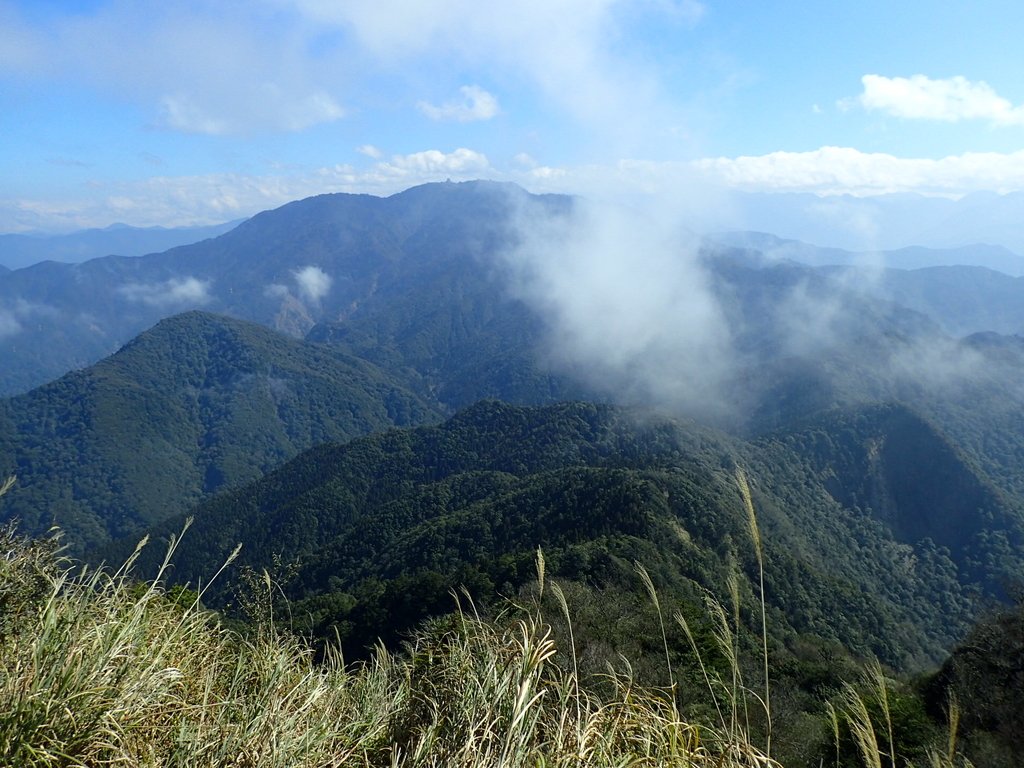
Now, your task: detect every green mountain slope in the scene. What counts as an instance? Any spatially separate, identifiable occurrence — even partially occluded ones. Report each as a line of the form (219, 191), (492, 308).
(0, 181), (574, 398)
(0, 311), (439, 551)
(128, 400), (1022, 670)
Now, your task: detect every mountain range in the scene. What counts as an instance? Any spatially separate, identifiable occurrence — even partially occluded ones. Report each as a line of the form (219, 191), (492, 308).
(4, 182), (1024, 399)
(1, 180), (1023, 683)
(717, 190), (1024, 256)
(118, 397), (1021, 672)
(0, 220), (242, 270)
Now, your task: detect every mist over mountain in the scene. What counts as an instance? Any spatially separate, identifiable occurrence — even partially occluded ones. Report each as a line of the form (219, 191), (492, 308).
(0, 220), (243, 270)
(4, 182), (1024, 552)
(2, 179), (1024, 757)
(4, 181), (1024, 407)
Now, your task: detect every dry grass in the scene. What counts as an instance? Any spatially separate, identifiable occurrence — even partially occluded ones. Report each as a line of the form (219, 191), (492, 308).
(0, 516), (779, 767)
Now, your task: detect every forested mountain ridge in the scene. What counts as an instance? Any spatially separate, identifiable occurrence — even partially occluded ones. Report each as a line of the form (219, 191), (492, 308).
(0, 181), (563, 396)
(0, 311), (439, 551)
(3, 180), (1024, 669)
(122, 399), (1021, 671)
(6, 181), (1024, 401)
(754, 404), (1024, 597)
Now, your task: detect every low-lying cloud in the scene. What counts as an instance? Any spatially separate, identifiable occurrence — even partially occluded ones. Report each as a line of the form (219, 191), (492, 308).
(504, 194), (735, 418)
(0, 309), (20, 339)
(118, 276), (212, 307)
(0, 299), (61, 339)
(693, 146), (1024, 196)
(293, 266), (332, 303)
(497, 186), (1010, 428)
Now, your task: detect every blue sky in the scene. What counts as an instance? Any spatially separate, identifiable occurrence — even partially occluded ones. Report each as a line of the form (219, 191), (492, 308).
(3, 0), (1024, 231)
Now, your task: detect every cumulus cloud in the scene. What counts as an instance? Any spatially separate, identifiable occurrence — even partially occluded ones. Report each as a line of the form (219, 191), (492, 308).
(418, 85), (500, 122)
(850, 74), (1024, 126)
(119, 276), (212, 307)
(293, 266), (331, 303)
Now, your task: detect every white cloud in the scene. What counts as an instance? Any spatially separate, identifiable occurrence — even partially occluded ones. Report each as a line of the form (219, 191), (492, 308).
(159, 90), (344, 136)
(504, 192), (732, 416)
(357, 144), (383, 159)
(15, 142), (1024, 234)
(0, 2), (347, 135)
(119, 276), (212, 307)
(418, 85), (500, 122)
(0, 300), (61, 337)
(693, 146), (1024, 196)
(264, 283), (290, 299)
(0, 149), (497, 231)
(374, 148), (492, 178)
(3, 0), (695, 142)
(513, 153), (539, 169)
(293, 266), (331, 303)
(277, 0), (695, 155)
(852, 74), (1024, 126)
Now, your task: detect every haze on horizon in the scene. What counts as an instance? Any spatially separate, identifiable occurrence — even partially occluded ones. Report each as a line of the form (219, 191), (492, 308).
(3, 0), (1024, 240)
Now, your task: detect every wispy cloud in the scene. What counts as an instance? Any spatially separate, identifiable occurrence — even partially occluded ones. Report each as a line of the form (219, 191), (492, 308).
(0, 2), (347, 135)
(847, 74), (1024, 126)
(0, 309), (21, 339)
(279, 0), (697, 155)
(118, 276), (212, 307)
(693, 146), (1024, 196)
(418, 85), (500, 122)
(0, 300), (60, 338)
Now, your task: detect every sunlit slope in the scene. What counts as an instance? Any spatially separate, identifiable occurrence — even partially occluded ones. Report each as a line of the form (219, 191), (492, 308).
(131, 400), (1022, 669)
(0, 311), (439, 551)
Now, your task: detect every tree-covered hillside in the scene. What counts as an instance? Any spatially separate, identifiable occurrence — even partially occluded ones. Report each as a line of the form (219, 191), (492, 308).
(0, 181), (571, 397)
(0, 311), (439, 551)
(124, 400), (1021, 673)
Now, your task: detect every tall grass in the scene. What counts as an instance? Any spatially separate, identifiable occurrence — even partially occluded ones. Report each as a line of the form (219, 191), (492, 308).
(828, 660), (975, 768)
(0, 511), (780, 767)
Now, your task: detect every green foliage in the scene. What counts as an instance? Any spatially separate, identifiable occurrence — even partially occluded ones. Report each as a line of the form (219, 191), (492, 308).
(112, 399), (1020, 683)
(0, 312), (440, 553)
(922, 598), (1024, 767)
